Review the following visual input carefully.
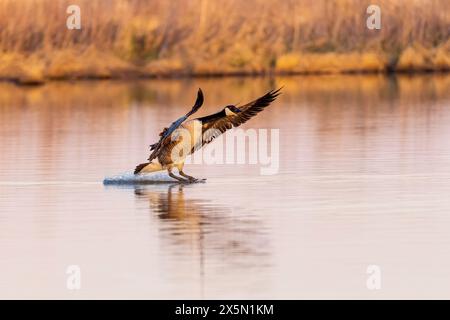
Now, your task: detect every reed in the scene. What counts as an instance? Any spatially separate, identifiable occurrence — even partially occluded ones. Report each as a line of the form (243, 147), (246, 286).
(0, 0), (448, 81)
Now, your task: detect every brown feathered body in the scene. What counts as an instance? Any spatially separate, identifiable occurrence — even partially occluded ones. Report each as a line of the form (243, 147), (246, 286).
(134, 119), (203, 174)
(134, 88), (281, 175)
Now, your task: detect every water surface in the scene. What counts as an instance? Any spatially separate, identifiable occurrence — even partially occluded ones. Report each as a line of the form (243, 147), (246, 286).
(1, 75), (450, 298)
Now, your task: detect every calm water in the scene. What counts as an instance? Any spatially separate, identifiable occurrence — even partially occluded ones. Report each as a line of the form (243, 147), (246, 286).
(1, 75), (450, 299)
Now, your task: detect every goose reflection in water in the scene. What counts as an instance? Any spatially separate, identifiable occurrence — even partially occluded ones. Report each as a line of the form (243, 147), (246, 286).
(134, 184), (272, 271)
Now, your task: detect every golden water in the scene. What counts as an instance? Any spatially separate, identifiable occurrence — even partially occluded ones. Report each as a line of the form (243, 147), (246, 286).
(1, 74), (450, 298)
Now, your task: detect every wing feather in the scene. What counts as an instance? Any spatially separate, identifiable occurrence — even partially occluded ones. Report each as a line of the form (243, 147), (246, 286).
(147, 88), (204, 162)
(199, 88), (282, 147)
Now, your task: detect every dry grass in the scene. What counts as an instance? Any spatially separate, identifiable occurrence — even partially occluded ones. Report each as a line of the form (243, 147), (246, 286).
(0, 0), (448, 82)
(276, 52), (388, 73)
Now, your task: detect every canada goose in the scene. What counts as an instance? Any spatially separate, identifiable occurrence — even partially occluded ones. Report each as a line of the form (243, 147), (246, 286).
(134, 87), (282, 182)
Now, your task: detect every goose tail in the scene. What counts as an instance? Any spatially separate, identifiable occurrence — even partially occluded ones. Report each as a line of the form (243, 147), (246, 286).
(134, 160), (163, 175)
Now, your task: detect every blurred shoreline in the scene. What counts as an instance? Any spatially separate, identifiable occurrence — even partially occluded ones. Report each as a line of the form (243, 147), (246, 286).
(0, 0), (448, 85)
(1, 48), (449, 86)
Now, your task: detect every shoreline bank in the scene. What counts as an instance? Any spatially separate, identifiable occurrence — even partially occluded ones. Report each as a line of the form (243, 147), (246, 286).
(1, 48), (449, 86)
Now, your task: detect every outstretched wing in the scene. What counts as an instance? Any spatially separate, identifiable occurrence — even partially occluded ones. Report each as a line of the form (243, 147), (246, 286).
(198, 87), (282, 146)
(148, 88), (204, 162)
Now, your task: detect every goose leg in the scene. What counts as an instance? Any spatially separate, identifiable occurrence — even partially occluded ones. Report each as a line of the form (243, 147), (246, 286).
(179, 170), (198, 182)
(167, 168), (189, 183)
(180, 171), (206, 183)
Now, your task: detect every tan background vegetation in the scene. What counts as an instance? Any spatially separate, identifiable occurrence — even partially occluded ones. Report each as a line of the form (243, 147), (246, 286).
(0, 0), (448, 83)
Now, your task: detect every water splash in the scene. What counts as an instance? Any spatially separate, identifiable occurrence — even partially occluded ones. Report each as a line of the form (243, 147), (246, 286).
(103, 172), (175, 185)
